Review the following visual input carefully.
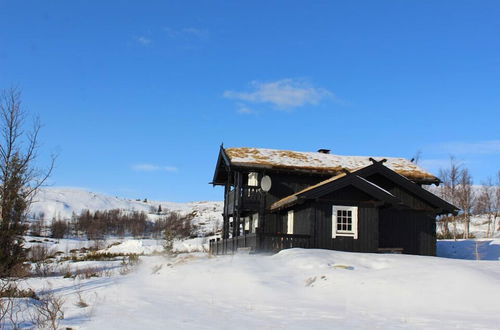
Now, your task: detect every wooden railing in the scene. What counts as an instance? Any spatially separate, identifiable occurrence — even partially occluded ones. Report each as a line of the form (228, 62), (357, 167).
(209, 233), (310, 255)
(260, 233), (310, 251)
(209, 234), (258, 255)
(226, 186), (261, 214)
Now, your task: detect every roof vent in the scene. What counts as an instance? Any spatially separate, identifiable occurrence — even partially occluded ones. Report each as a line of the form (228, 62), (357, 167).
(317, 149), (330, 154)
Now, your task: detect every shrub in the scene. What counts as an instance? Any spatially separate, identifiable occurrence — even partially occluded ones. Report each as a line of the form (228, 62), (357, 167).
(0, 282), (38, 299)
(28, 245), (54, 263)
(31, 291), (65, 330)
(50, 220), (68, 239)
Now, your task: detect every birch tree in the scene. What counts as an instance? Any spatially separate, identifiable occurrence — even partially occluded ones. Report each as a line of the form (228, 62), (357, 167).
(456, 168), (474, 239)
(475, 179), (493, 237)
(494, 171), (500, 236)
(438, 157), (461, 238)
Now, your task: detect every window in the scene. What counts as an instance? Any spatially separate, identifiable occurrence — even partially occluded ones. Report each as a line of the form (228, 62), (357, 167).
(248, 172), (258, 186)
(244, 216), (250, 232)
(287, 210), (294, 234)
(251, 213), (259, 233)
(332, 206), (358, 239)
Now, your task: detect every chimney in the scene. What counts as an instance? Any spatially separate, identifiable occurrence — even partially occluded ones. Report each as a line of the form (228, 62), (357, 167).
(317, 149), (330, 154)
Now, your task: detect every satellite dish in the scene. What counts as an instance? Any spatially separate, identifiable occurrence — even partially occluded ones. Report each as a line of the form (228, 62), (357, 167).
(261, 175), (272, 192)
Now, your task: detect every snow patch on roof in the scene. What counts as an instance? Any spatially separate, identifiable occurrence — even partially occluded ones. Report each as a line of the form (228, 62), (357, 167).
(356, 175), (395, 197)
(225, 147), (438, 182)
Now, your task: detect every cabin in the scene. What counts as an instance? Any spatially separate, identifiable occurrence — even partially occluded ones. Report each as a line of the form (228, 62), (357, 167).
(209, 146), (458, 256)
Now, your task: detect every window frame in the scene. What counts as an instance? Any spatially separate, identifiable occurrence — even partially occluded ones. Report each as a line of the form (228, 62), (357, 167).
(332, 205), (358, 239)
(251, 213), (259, 233)
(248, 172), (259, 187)
(287, 210), (294, 235)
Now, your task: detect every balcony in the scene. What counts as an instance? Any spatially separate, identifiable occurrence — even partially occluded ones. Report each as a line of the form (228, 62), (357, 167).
(226, 186), (261, 215)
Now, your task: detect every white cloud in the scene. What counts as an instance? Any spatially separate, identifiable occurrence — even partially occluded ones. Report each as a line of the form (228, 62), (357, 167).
(436, 140), (500, 155)
(132, 164), (178, 172)
(135, 36), (152, 45)
(223, 79), (333, 110)
(163, 166), (178, 172)
(236, 103), (257, 115)
(163, 27), (208, 39)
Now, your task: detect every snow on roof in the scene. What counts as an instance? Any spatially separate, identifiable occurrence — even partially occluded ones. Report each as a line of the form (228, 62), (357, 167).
(356, 175), (395, 197)
(225, 147), (438, 182)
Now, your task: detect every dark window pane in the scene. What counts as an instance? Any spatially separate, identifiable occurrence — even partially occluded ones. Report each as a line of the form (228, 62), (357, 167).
(337, 224), (342, 230)
(337, 210), (342, 216)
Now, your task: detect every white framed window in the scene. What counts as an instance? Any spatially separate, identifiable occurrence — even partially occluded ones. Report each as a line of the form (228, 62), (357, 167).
(248, 172), (259, 186)
(332, 206), (358, 239)
(287, 210), (294, 235)
(251, 213), (259, 233)
(244, 216), (250, 231)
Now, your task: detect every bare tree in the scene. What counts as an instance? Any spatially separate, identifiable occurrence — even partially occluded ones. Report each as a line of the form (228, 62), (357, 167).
(411, 150), (422, 165)
(0, 87), (55, 276)
(29, 212), (45, 237)
(438, 157), (462, 238)
(31, 290), (65, 330)
(494, 170), (500, 236)
(456, 168), (474, 239)
(475, 178), (494, 237)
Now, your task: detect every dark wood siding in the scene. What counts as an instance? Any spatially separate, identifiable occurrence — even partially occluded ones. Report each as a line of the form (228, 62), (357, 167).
(310, 201), (379, 253)
(379, 208), (436, 256)
(321, 186), (378, 203)
(266, 172), (328, 204)
(284, 204), (313, 235)
(366, 174), (435, 211)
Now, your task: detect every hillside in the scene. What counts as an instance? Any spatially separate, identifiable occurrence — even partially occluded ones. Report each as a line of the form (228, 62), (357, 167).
(30, 187), (223, 236)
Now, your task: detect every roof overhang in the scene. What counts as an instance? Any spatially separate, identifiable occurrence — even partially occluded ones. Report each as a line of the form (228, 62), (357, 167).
(212, 146), (232, 186)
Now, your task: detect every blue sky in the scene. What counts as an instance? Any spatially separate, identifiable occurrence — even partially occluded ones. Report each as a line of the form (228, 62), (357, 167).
(0, 1), (499, 202)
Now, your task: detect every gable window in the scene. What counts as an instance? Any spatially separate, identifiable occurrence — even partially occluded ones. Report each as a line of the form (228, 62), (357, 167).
(287, 210), (294, 234)
(248, 172), (258, 186)
(332, 206), (358, 239)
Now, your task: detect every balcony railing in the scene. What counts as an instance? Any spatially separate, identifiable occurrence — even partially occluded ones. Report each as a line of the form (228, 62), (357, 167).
(226, 186), (261, 214)
(209, 233), (311, 255)
(260, 233), (310, 251)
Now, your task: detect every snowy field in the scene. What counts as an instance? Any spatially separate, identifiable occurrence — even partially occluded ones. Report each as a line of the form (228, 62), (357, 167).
(85, 250), (499, 330)
(3, 238), (495, 329)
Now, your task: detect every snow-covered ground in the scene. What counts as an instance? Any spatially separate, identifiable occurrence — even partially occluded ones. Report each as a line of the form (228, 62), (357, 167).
(438, 239), (500, 260)
(25, 236), (210, 255)
(77, 249), (500, 329)
(6, 238), (495, 329)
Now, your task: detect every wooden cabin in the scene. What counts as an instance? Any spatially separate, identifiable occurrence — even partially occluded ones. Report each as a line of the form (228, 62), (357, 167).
(209, 146), (458, 256)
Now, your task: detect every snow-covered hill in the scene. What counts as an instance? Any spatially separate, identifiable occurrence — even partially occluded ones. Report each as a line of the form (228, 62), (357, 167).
(29, 187), (223, 236)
